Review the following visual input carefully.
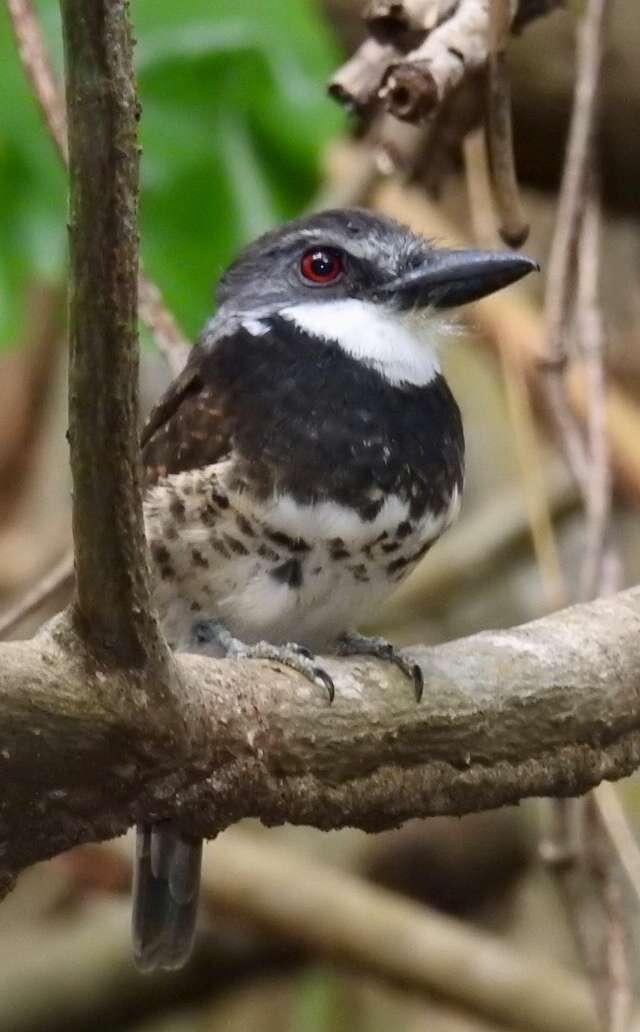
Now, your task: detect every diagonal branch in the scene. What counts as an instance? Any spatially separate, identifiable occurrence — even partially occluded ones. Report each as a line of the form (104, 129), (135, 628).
(0, 550), (73, 639)
(1, 586), (639, 893)
(6, 0), (191, 376)
(96, 830), (604, 1032)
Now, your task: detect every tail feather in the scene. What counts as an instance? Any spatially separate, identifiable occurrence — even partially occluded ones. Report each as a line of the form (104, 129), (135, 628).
(132, 823), (202, 972)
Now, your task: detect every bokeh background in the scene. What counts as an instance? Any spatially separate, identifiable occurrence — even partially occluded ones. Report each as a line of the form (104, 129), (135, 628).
(1, 1), (639, 1030)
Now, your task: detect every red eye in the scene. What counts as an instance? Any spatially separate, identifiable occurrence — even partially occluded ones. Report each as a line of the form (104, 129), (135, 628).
(300, 247), (343, 285)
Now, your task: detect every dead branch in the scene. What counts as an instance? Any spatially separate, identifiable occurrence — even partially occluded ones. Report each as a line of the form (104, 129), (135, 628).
(541, 0), (611, 491)
(137, 276), (191, 377)
(330, 0), (554, 122)
(584, 795), (632, 1032)
(0, 895), (278, 1032)
(380, 0), (498, 121)
(329, 38), (399, 113)
(534, 0), (622, 1013)
(6, 0), (68, 159)
(576, 188), (612, 603)
(0, 551), (73, 640)
(366, 0), (458, 41)
(593, 784), (640, 909)
(0, 586), (639, 893)
(462, 121), (563, 607)
(6, 0), (191, 377)
(486, 0), (529, 245)
(529, 0), (624, 1005)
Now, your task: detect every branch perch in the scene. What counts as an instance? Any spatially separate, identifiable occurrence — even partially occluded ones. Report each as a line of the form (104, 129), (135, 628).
(1, 586), (639, 893)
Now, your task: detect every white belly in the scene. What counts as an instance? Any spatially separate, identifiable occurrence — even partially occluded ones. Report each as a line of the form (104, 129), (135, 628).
(144, 465), (460, 652)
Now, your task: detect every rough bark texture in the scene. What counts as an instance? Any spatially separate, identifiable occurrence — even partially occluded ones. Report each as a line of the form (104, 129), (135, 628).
(1, 587), (639, 895)
(61, 0), (164, 672)
(59, 0), (178, 751)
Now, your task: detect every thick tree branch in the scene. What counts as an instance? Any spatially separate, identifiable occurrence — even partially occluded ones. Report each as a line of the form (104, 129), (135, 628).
(1, 586), (639, 894)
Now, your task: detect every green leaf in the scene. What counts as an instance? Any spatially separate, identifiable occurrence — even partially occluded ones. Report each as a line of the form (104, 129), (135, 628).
(0, 0), (345, 348)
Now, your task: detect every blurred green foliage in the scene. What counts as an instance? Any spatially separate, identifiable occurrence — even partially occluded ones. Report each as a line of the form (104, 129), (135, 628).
(0, 0), (344, 349)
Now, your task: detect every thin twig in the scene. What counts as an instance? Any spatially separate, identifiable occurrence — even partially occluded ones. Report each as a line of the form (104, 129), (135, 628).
(537, 0), (626, 1013)
(462, 128), (498, 247)
(462, 126), (565, 609)
(0, 551), (74, 640)
(467, 5), (625, 1014)
(541, 0), (611, 491)
(540, 798), (600, 975)
(6, 0), (68, 160)
(593, 784), (640, 909)
(572, 156), (629, 1032)
(486, 0), (529, 246)
(5, 0), (191, 376)
(584, 796), (632, 1032)
(543, 0), (611, 368)
(577, 186), (613, 602)
(137, 277), (191, 377)
(498, 351), (567, 611)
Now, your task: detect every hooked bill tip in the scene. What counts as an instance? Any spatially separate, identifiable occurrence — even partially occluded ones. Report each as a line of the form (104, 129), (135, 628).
(383, 248), (540, 309)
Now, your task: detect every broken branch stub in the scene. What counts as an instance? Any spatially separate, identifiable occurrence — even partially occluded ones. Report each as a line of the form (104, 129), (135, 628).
(331, 0), (555, 124)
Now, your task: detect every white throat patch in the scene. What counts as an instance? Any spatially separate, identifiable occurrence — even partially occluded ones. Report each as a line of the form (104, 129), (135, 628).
(280, 299), (442, 387)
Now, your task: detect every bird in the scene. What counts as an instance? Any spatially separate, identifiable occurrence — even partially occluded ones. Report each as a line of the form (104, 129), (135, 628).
(132, 207), (538, 972)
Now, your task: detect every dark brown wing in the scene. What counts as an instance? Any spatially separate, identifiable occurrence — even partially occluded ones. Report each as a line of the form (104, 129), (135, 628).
(141, 346), (231, 485)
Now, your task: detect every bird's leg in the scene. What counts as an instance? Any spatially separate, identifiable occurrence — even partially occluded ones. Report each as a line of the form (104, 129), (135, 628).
(336, 632), (423, 702)
(190, 620), (335, 703)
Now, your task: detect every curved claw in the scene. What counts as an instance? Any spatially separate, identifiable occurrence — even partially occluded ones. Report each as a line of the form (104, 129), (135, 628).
(313, 666), (335, 704)
(337, 632), (423, 703)
(411, 663), (424, 704)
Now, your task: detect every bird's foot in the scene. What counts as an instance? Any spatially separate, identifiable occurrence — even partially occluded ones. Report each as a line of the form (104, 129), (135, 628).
(336, 632), (423, 702)
(191, 620), (335, 702)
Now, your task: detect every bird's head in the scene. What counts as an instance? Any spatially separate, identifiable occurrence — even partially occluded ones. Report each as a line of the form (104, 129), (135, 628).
(213, 208), (538, 386)
(217, 207), (537, 313)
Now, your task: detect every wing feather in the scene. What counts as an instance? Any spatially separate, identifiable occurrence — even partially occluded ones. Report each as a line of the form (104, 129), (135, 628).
(141, 346), (232, 484)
